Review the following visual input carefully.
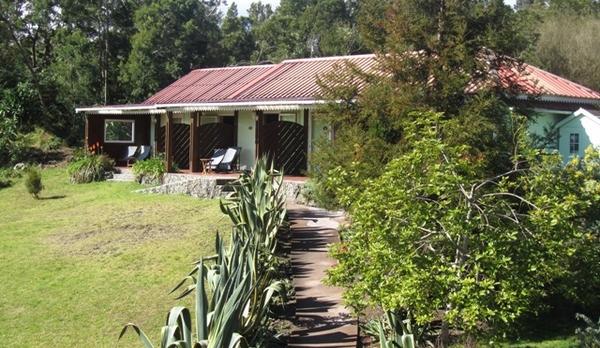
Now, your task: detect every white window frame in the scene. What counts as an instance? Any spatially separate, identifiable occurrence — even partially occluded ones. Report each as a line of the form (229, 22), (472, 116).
(104, 119), (135, 143)
(279, 113), (297, 122)
(569, 133), (579, 154)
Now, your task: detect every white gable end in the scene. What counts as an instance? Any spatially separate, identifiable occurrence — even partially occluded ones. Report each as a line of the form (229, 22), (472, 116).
(556, 108), (600, 161)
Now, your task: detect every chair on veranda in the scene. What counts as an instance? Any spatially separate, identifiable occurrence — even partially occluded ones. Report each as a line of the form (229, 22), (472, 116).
(207, 148), (227, 172)
(121, 146), (139, 166)
(215, 147), (241, 172)
(135, 145), (151, 162)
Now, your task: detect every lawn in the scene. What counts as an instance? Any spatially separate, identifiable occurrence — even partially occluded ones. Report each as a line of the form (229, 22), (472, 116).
(0, 167), (227, 347)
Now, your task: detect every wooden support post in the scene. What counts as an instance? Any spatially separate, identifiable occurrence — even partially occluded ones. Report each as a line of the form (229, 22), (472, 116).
(84, 114), (89, 148)
(165, 111), (174, 172)
(303, 109), (309, 171)
(233, 110), (239, 146)
(255, 111), (263, 159)
(190, 112), (200, 172)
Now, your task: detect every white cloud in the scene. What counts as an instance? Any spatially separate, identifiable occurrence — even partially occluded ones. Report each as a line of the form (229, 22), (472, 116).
(224, 0), (517, 17)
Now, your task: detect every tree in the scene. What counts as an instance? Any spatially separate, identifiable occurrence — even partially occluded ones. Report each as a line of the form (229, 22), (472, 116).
(326, 112), (600, 344)
(58, 0), (139, 105)
(24, 166), (43, 198)
(310, 0), (534, 208)
(222, 3), (255, 64)
(0, 0), (58, 131)
(250, 0), (364, 62)
(531, 15), (600, 91)
(120, 0), (223, 101)
(516, 1), (600, 92)
(248, 1), (274, 26)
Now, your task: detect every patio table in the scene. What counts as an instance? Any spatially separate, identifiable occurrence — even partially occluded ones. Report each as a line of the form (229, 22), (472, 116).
(200, 158), (212, 174)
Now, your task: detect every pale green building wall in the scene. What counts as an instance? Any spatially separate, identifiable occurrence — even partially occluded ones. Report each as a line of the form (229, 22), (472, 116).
(557, 115), (600, 160)
(237, 110), (256, 170)
(527, 112), (563, 149)
(310, 113), (331, 152)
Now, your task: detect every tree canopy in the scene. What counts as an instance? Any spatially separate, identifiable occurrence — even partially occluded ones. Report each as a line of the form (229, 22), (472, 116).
(1, 0), (598, 150)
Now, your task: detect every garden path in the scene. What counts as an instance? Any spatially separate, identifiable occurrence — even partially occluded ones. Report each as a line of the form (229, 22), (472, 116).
(287, 204), (357, 348)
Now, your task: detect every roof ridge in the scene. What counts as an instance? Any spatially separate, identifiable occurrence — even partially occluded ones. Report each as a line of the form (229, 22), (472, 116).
(281, 53), (376, 64)
(191, 64), (275, 72)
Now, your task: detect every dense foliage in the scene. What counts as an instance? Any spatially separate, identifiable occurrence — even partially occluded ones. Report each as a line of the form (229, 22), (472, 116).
(24, 166), (43, 198)
(121, 158), (289, 347)
(514, 0), (600, 92)
(0, 167), (22, 189)
(311, 0), (531, 209)
(67, 151), (114, 184)
(1, 0), (598, 149)
(131, 156), (166, 185)
(326, 112), (600, 342)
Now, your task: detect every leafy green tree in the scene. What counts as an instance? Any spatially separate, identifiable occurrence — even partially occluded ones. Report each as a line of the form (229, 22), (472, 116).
(248, 1), (274, 26)
(516, 0), (600, 91)
(222, 3), (255, 64)
(251, 0), (363, 62)
(530, 15), (600, 91)
(311, 0), (534, 208)
(58, 0), (139, 105)
(120, 0), (223, 101)
(326, 112), (600, 344)
(0, 0), (58, 130)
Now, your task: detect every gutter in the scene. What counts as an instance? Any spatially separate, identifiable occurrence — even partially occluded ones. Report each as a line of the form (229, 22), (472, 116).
(515, 94), (600, 105)
(76, 100), (333, 114)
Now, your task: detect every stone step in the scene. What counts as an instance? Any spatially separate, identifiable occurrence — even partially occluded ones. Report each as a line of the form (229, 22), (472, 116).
(109, 173), (136, 182)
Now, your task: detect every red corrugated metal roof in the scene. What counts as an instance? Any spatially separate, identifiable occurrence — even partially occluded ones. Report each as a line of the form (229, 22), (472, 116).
(496, 63), (600, 100)
(142, 65), (278, 105)
(142, 54), (600, 105)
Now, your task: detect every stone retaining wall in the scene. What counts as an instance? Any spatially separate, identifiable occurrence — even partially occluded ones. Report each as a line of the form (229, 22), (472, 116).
(136, 173), (308, 203)
(135, 175), (224, 199)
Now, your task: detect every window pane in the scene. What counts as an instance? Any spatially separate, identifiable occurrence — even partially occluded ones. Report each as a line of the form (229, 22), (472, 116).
(569, 133), (579, 154)
(105, 120), (134, 142)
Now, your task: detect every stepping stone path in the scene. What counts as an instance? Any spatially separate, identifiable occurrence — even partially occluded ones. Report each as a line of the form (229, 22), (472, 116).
(287, 204), (357, 348)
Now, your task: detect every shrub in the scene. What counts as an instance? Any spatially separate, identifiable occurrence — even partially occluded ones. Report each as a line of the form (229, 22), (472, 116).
(67, 152), (114, 184)
(0, 167), (22, 189)
(132, 156), (166, 185)
(23, 128), (63, 152)
(24, 167), (43, 198)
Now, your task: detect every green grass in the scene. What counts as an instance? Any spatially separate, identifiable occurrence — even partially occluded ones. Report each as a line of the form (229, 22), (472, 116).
(0, 167), (227, 347)
(500, 337), (578, 347)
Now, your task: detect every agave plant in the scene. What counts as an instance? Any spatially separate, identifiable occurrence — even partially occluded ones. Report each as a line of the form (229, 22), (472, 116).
(576, 313), (600, 348)
(120, 158), (288, 348)
(363, 311), (417, 348)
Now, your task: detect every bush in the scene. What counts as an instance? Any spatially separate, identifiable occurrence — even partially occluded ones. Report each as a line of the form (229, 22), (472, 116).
(23, 128), (63, 152)
(0, 113), (26, 165)
(24, 167), (43, 198)
(67, 152), (114, 184)
(0, 168), (19, 189)
(131, 156), (166, 185)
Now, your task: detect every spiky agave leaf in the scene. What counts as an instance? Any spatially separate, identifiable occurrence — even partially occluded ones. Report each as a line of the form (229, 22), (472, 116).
(119, 323), (155, 348)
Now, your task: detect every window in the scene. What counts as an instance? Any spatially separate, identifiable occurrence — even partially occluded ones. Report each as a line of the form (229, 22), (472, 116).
(104, 119), (135, 143)
(569, 133), (579, 154)
(280, 113), (298, 123)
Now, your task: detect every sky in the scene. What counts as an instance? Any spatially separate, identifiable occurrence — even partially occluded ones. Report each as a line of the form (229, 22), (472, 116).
(224, 0), (518, 16)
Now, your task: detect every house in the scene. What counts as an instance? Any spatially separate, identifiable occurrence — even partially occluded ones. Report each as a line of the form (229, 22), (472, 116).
(76, 54), (600, 174)
(550, 108), (600, 159)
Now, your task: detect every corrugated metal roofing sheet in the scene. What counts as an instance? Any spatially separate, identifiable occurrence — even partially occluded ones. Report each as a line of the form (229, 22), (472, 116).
(141, 54), (600, 106)
(142, 65), (278, 105)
